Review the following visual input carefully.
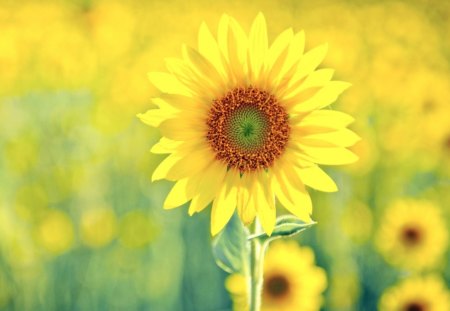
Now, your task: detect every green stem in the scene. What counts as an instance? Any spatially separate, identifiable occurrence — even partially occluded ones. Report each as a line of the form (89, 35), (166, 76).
(249, 221), (265, 311)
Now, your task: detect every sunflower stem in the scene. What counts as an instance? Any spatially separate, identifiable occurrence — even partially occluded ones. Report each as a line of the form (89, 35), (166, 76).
(249, 220), (265, 311)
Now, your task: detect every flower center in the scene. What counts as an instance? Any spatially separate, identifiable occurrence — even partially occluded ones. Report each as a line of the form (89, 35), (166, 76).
(401, 225), (422, 246)
(264, 274), (290, 299)
(206, 87), (290, 173)
(404, 302), (427, 311)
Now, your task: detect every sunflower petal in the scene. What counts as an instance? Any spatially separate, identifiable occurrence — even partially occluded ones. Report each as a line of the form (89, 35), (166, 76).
(159, 117), (206, 141)
(274, 30), (305, 88)
(248, 12), (268, 82)
(291, 81), (351, 113)
(227, 16), (248, 83)
(288, 43), (328, 88)
(148, 72), (191, 95)
(137, 108), (172, 127)
(297, 165), (338, 192)
(150, 137), (182, 154)
(299, 129), (361, 147)
(255, 174), (276, 235)
(236, 174), (255, 224)
(300, 146), (359, 165)
(163, 178), (191, 209)
(272, 172), (312, 222)
(188, 161), (227, 215)
(293, 110), (355, 128)
(211, 170), (240, 235)
(198, 22), (226, 77)
(182, 45), (225, 95)
(284, 68), (334, 99)
(152, 153), (183, 181)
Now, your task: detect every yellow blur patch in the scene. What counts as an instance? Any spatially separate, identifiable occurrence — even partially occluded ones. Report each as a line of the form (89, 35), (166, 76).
(36, 210), (74, 256)
(80, 207), (117, 248)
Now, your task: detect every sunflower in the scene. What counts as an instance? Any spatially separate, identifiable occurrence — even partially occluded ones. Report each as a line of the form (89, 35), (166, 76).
(138, 13), (359, 235)
(375, 199), (448, 271)
(379, 275), (450, 311)
(226, 241), (327, 311)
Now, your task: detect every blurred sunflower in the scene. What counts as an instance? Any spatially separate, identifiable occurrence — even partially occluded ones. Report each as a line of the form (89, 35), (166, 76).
(375, 200), (448, 271)
(226, 241), (327, 311)
(379, 275), (450, 311)
(35, 209), (75, 256)
(139, 13), (358, 235)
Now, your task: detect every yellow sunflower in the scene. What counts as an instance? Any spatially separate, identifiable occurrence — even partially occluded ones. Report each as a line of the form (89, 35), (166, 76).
(375, 199), (448, 271)
(138, 13), (359, 235)
(226, 241), (327, 311)
(379, 275), (450, 311)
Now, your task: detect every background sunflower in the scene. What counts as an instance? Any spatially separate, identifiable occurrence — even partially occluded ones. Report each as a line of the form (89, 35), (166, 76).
(0, 0), (449, 310)
(226, 241), (327, 311)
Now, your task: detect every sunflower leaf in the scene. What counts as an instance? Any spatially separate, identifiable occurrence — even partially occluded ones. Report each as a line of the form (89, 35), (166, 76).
(212, 212), (250, 274)
(248, 215), (316, 242)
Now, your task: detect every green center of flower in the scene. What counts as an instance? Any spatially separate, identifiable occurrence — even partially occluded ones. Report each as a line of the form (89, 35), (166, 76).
(226, 105), (269, 151)
(206, 87), (290, 172)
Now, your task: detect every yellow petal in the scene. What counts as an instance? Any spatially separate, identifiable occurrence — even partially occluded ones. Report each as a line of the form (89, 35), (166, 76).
(296, 165), (338, 192)
(248, 12), (268, 82)
(236, 174), (255, 224)
(273, 30), (305, 88)
(152, 144), (213, 181)
(287, 43), (328, 89)
(163, 178), (191, 209)
(292, 110), (355, 128)
(164, 57), (208, 97)
(159, 116), (206, 141)
(164, 147), (214, 181)
(300, 146), (359, 165)
(150, 137), (182, 154)
(217, 14), (230, 59)
(198, 22), (226, 77)
(137, 108), (172, 127)
(211, 170), (240, 236)
(152, 153), (183, 181)
(254, 175), (276, 235)
(182, 45), (224, 95)
(283, 68), (334, 100)
(298, 128), (361, 147)
(283, 165), (312, 214)
(291, 81), (351, 113)
(147, 72), (191, 96)
(265, 28), (294, 73)
(298, 68), (334, 91)
(227, 16), (248, 84)
(158, 94), (205, 113)
(188, 160), (227, 215)
(271, 172), (312, 222)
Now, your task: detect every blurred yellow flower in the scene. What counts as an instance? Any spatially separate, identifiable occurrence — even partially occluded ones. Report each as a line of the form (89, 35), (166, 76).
(376, 200), (448, 271)
(119, 210), (159, 249)
(35, 210), (75, 256)
(80, 206), (117, 248)
(226, 241), (327, 311)
(379, 275), (450, 311)
(139, 12), (358, 235)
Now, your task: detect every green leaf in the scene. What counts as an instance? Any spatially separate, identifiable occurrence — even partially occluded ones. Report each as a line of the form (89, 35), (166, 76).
(212, 212), (250, 274)
(248, 215), (316, 242)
